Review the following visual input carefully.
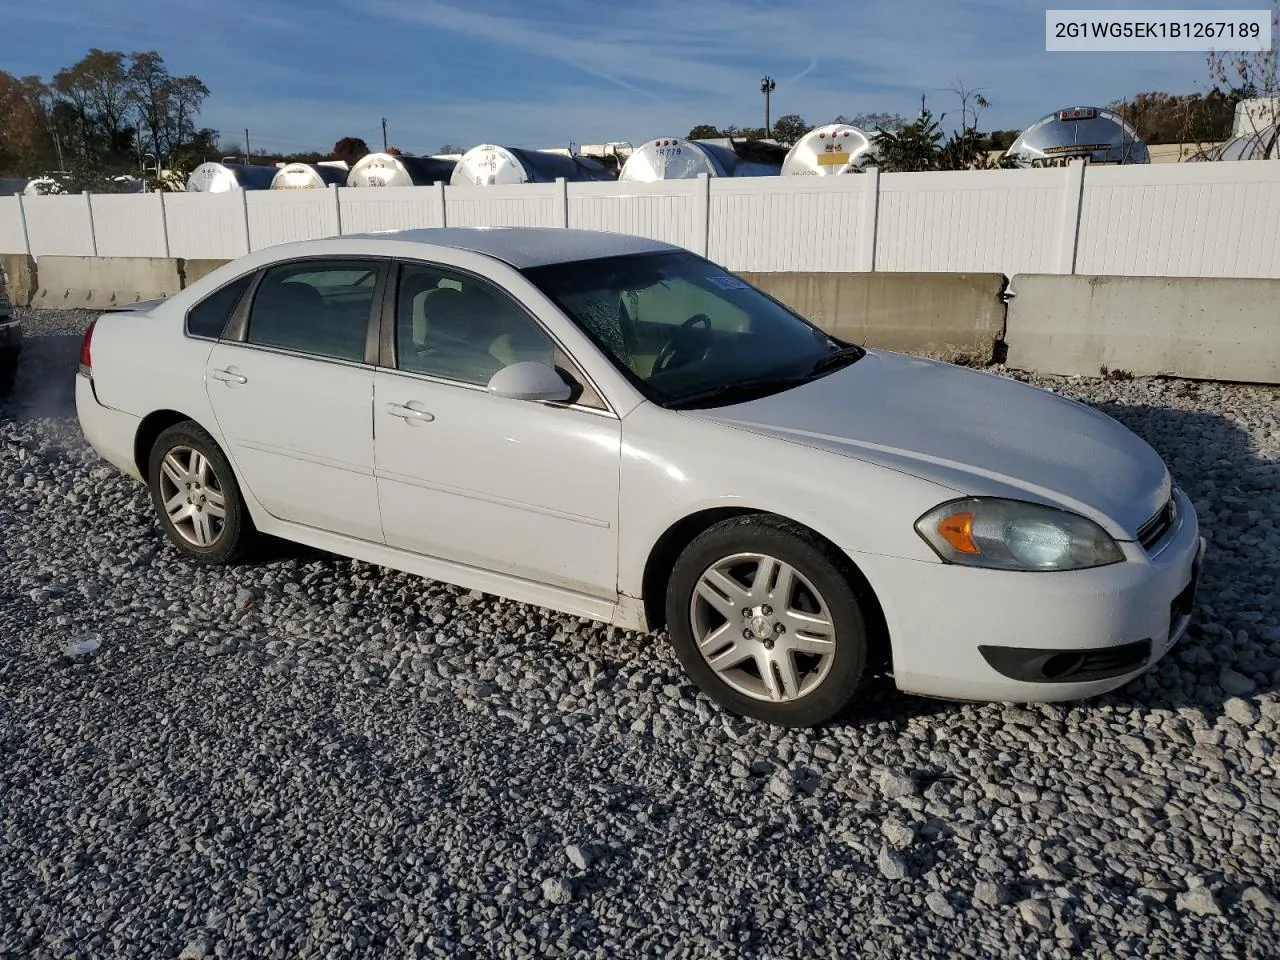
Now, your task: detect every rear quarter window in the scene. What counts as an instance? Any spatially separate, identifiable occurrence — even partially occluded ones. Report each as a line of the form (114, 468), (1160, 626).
(186, 274), (253, 340)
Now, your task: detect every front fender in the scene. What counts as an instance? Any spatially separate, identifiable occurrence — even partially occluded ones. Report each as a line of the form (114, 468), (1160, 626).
(617, 403), (955, 599)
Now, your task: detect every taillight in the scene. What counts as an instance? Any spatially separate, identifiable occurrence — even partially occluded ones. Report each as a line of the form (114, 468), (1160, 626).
(78, 319), (97, 376)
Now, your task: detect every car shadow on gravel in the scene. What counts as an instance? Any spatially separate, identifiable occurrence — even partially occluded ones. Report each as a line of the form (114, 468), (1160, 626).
(1085, 399), (1280, 721)
(0, 333), (83, 422)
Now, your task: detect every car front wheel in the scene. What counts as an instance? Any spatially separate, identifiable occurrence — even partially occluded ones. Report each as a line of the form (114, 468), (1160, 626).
(665, 515), (869, 727)
(147, 421), (256, 565)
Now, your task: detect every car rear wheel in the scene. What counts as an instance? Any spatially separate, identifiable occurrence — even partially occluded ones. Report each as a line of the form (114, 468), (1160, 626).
(665, 515), (869, 727)
(147, 421), (256, 565)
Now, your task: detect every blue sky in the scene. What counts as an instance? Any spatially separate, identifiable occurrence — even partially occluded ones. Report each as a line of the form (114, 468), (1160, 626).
(5, 0), (1260, 154)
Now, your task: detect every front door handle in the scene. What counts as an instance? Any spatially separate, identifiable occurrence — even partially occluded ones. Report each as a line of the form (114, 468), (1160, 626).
(211, 368), (247, 384)
(385, 402), (435, 423)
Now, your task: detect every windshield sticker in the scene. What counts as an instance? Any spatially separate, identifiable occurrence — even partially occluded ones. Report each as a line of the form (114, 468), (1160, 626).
(708, 275), (749, 290)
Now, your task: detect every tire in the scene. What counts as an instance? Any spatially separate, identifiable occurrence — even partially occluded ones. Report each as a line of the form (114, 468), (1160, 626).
(147, 421), (257, 565)
(665, 515), (869, 727)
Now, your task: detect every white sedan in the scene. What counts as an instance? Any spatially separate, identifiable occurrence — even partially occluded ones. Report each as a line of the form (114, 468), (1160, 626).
(76, 227), (1205, 726)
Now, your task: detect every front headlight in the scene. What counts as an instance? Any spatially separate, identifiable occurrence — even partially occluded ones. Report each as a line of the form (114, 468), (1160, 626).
(914, 497), (1124, 571)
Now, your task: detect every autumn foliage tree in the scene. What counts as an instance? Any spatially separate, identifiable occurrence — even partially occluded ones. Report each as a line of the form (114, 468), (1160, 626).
(0, 72), (53, 174)
(332, 137), (371, 165)
(0, 48), (213, 182)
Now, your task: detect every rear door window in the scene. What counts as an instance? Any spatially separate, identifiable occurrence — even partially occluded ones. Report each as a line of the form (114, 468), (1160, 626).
(244, 259), (382, 362)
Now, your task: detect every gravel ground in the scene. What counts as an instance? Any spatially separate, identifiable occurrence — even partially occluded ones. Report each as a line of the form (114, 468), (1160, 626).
(2, 306), (1278, 959)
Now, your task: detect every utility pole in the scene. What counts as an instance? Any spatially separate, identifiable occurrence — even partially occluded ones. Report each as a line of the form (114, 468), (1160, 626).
(244, 128), (251, 164)
(920, 93), (926, 118)
(760, 76), (776, 137)
(382, 118), (388, 152)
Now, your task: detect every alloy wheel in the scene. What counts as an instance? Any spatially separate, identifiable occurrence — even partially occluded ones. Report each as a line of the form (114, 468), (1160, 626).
(689, 552), (837, 702)
(157, 444), (227, 548)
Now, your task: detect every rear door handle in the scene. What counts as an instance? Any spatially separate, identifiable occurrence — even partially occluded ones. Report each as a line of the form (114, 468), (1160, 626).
(211, 368), (247, 384)
(385, 402), (434, 422)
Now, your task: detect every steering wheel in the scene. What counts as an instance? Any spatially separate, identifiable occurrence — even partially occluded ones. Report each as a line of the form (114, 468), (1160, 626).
(652, 314), (713, 374)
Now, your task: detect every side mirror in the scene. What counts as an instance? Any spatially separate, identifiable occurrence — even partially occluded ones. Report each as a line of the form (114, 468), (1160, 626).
(486, 361), (572, 403)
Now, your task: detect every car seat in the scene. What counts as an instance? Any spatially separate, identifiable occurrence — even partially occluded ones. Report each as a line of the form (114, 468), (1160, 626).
(402, 271), (445, 350)
(250, 280), (329, 353)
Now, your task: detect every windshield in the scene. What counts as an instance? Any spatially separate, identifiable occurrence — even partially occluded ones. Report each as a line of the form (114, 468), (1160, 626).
(521, 251), (860, 407)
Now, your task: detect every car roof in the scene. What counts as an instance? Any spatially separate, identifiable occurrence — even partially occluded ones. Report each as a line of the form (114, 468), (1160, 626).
(338, 226), (683, 269)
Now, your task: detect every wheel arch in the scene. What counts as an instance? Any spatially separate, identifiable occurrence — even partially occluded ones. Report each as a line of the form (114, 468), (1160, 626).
(134, 410), (213, 483)
(640, 507), (892, 672)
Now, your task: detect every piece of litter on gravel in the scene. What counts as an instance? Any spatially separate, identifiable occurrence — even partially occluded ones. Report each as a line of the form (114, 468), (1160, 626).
(62, 634), (103, 657)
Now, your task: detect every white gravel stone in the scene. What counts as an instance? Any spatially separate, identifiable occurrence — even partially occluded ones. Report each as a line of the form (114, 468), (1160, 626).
(1242, 886), (1280, 917)
(877, 845), (907, 881)
(924, 892), (956, 919)
(565, 843), (591, 871)
(1018, 899), (1053, 932)
(878, 768), (917, 800)
(1175, 887), (1222, 916)
(2, 310), (1278, 958)
(973, 881), (1005, 908)
(540, 877), (574, 904)
(881, 817), (915, 849)
(1224, 697), (1261, 725)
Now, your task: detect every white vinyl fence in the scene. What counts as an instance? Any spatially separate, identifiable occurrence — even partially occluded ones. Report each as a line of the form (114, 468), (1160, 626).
(5, 159), (1280, 278)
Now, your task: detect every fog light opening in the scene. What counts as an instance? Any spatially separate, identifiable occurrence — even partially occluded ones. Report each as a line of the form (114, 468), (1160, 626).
(1040, 652), (1086, 680)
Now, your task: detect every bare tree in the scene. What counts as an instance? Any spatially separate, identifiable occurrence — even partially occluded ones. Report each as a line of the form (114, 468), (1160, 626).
(1206, 0), (1280, 156)
(164, 75), (210, 162)
(53, 49), (133, 160)
(937, 80), (992, 169)
(127, 51), (171, 162)
(837, 112), (907, 133)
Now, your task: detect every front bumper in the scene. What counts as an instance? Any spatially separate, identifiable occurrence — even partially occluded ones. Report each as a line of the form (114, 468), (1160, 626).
(850, 486), (1205, 703)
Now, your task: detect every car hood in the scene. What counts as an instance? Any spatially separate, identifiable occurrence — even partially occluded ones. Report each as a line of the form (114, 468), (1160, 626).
(687, 350), (1171, 539)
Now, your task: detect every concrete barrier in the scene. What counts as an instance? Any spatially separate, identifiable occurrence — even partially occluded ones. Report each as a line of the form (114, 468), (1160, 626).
(741, 271), (1008, 361)
(1005, 274), (1280, 384)
(180, 259), (231, 287)
(32, 256), (182, 310)
(1, 253), (36, 307)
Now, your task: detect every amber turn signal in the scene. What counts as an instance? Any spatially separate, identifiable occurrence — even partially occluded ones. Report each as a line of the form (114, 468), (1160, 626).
(937, 512), (980, 554)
